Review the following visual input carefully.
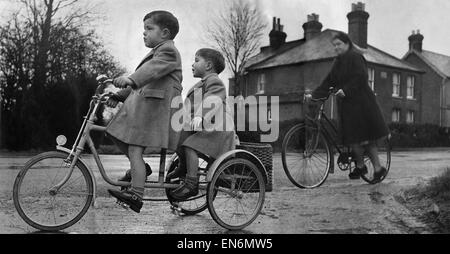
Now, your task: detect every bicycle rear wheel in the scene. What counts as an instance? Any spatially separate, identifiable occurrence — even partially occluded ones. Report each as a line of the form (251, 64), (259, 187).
(360, 136), (391, 184)
(13, 151), (93, 231)
(281, 123), (332, 188)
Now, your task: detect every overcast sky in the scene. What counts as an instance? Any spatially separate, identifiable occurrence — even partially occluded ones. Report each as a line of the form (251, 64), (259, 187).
(2, 0), (450, 96)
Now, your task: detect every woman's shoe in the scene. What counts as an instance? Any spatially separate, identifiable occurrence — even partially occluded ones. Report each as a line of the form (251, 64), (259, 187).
(373, 167), (387, 181)
(348, 165), (368, 179)
(170, 176), (199, 200)
(108, 189), (143, 213)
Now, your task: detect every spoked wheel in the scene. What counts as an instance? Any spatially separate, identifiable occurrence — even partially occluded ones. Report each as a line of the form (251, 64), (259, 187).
(360, 136), (391, 184)
(165, 156), (213, 215)
(207, 158), (265, 230)
(281, 123), (332, 188)
(13, 151), (94, 231)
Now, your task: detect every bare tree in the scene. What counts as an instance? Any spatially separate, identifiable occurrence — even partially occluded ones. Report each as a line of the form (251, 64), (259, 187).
(205, 0), (267, 95)
(0, 0), (124, 149)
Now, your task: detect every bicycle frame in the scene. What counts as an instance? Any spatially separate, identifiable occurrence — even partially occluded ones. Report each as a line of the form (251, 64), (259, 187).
(307, 101), (346, 155)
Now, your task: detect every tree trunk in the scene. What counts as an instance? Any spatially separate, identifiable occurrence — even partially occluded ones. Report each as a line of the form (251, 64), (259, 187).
(33, 0), (53, 93)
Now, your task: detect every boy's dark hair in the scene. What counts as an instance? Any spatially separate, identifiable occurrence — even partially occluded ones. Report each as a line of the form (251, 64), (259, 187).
(196, 48), (226, 74)
(144, 11), (179, 40)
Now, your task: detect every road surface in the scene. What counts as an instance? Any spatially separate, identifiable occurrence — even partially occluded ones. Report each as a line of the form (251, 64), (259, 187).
(1, 149), (449, 234)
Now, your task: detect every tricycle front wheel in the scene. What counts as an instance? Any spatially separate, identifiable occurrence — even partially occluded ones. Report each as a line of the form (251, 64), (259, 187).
(13, 151), (94, 232)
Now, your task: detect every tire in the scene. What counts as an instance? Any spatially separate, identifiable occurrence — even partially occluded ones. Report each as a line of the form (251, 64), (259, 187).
(165, 156), (211, 215)
(13, 151), (93, 231)
(207, 158), (265, 230)
(360, 136), (391, 184)
(281, 123), (332, 189)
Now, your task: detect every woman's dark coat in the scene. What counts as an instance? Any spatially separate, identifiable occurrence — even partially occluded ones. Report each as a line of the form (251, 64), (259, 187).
(313, 49), (389, 145)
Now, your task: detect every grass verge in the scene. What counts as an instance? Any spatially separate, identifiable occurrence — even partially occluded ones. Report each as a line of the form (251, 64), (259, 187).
(397, 168), (450, 233)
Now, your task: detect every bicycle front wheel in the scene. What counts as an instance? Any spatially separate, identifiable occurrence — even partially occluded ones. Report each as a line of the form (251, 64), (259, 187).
(281, 123), (332, 188)
(13, 151), (94, 231)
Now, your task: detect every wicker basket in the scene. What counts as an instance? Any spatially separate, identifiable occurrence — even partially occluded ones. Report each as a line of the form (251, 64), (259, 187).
(236, 142), (273, 192)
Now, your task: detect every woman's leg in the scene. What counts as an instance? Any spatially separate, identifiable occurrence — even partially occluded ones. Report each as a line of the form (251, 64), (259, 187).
(351, 144), (365, 169)
(366, 143), (382, 172)
(128, 145), (146, 198)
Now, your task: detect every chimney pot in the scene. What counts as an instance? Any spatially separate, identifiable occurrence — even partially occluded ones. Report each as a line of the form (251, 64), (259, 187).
(347, 2), (369, 48)
(303, 13), (323, 40)
(408, 29), (424, 52)
(269, 17), (287, 49)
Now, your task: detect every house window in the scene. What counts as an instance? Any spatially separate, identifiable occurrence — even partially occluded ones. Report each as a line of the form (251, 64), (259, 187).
(406, 110), (415, 124)
(257, 73), (265, 94)
(368, 68), (375, 91)
(392, 73), (401, 97)
(407, 76), (415, 99)
(392, 108), (401, 122)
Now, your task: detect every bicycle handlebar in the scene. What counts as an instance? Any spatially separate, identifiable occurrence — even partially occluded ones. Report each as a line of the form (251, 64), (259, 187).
(304, 87), (336, 103)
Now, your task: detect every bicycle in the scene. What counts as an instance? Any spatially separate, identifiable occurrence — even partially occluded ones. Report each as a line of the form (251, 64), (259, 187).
(281, 87), (391, 189)
(13, 75), (268, 231)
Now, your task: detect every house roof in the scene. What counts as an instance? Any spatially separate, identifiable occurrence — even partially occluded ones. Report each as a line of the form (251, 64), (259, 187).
(246, 29), (423, 73)
(244, 39), (304, 69)
(405, 50), (450, 78)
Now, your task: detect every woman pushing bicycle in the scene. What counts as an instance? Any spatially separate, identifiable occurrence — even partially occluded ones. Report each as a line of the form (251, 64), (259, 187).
(311, 31), (390, 182)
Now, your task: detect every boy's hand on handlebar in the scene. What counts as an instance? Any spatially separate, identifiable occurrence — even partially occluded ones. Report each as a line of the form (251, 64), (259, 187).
(106, 94), (120, 108)
(335, 89), (346, 98)
(113, 76), (133, 89)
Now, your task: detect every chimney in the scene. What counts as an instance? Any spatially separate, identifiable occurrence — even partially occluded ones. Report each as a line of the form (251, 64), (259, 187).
(302, 13), (322, 41)
(347, 2), (369, 48)
(408, 29), (424, 52)
(269, 17), (287, 49)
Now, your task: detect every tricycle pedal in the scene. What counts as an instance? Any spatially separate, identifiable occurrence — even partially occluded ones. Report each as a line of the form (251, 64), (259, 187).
(116, 200), (130, 210)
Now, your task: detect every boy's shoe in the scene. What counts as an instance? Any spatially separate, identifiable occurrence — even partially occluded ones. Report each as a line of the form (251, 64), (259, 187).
(348, 165), (368, 180)
(108, 189), (143, 213)
(118, 163), (152, 182)
(170, 176), (199, 200)
(373, 167), (387, 182)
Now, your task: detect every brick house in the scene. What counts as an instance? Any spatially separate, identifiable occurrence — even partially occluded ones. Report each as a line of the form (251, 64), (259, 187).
(403, 31), (450, 127)
(233, 2), (425, 143)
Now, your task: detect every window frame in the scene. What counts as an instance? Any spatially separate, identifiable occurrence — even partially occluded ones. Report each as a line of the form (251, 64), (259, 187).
(406, 75), (415, 100)
(406, 110), (415, 124)
(392, 108), (401, 123)
(256, 73), (266, 94)
(368, 68), (375, 91)
(392, 73), (401, 97)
